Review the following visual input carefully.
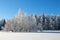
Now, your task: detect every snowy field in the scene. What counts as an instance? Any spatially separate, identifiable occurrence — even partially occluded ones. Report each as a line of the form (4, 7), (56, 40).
(0, 31), (60, 40)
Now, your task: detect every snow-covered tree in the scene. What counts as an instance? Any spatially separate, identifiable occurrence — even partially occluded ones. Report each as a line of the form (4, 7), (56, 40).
(2, 9), (60, 32)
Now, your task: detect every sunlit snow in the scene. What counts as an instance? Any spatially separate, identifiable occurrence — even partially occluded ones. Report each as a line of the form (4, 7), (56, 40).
(0, 31), (60, 40)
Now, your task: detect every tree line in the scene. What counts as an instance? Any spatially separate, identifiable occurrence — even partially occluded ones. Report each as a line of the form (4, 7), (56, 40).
(1, 14), (60, 32)
(0, 10), (60, 32)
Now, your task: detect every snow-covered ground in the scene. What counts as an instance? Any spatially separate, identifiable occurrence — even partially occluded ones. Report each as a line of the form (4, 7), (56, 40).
(41, 30), (60, 33)
(0, 31), (60, 40)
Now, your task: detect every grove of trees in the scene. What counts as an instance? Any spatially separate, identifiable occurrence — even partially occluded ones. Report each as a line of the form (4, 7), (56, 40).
(1, 10), (60, 32)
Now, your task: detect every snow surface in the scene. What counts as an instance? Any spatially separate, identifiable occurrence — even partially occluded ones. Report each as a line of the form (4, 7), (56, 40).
(0, 31), (60, 40)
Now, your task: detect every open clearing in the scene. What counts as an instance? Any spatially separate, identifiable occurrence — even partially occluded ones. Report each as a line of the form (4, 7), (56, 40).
(0, 31), (60, 40)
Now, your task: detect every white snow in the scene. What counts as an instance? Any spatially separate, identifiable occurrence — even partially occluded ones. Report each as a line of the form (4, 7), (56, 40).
(0, 31), (60, 40)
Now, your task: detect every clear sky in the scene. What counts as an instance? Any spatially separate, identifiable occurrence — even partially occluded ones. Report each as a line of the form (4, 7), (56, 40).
(0, 0), (60, 19)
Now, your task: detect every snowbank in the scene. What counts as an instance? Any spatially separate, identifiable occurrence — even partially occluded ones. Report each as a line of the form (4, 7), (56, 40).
(0, 31), (60, 40)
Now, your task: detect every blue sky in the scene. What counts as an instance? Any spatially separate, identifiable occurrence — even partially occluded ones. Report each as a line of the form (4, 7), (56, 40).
(0, 0), (60, 19)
